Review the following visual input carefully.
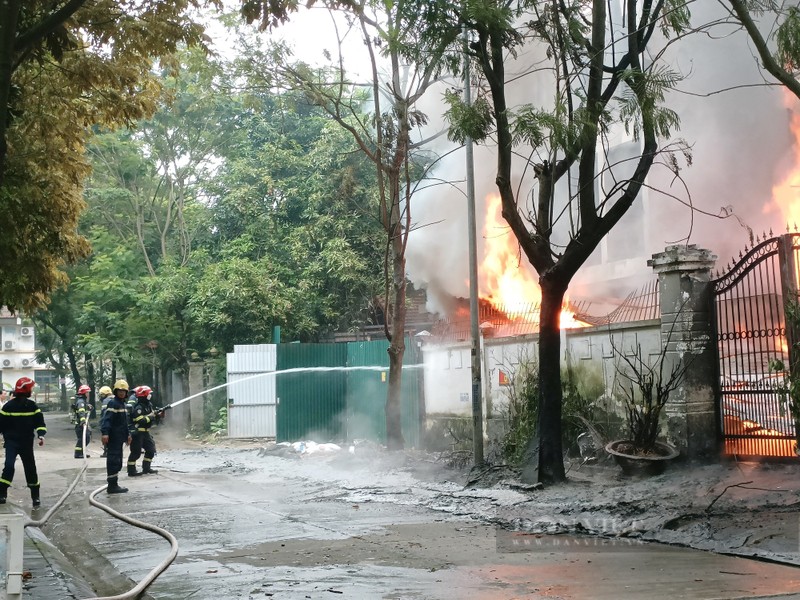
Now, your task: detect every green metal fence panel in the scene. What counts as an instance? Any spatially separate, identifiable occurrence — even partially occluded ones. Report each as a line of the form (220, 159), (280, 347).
(276, 343), (347, 442)
(346, 341), (389, 443)
(401, 341), (424, 448)
(345, 339), (423, 447)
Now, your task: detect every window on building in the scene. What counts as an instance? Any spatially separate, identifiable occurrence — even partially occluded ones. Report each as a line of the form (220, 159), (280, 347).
(34, 370), (59, 395)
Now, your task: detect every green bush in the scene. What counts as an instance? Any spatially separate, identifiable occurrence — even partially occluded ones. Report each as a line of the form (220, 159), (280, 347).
(501, 356), (606, 465)
(501, 360), (539, 465)
(210, 405), (228, 436)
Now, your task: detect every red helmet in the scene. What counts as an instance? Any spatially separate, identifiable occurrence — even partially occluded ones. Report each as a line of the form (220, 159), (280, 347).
(14, 377), (35, 395)
(77, 385), (91, 396)
(134, 385), (153, 399)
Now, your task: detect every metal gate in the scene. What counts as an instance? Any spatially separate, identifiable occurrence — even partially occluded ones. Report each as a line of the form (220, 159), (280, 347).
(713, 233), (799, 457)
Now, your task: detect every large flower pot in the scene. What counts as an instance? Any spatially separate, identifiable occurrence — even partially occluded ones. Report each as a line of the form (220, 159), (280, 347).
(604, 440), (679, 477)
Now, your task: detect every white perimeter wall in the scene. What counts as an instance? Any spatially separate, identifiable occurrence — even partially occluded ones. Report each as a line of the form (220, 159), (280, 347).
(421, 320), (662, 419)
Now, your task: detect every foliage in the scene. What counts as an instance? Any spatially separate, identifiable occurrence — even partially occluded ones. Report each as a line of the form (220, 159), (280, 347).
(500, 356), (604, 465)
(209, 406), (228, 437)
(442, 88), (494, 144)
(612, 343), (685, 454)
(727, 0), (800, 100)
(768, 300), (800, 430)
(561, 359), (607, 449)
(777, 6), (800, 72)
(241, 0), (459, 450)
(501, 359), (540, 466)
(32, 44), (388, 404)
(0, 0), (217, 309)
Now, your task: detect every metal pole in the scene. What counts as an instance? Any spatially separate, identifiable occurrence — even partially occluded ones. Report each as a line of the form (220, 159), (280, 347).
(464, 26), (484, 466)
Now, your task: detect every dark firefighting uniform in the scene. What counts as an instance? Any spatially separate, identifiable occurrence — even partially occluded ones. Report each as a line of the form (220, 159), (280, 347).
(127, 397), (158, 475)
(0, 394), (47, 502)
(101, 395), (130, 487)
(73, 394), (91, 458)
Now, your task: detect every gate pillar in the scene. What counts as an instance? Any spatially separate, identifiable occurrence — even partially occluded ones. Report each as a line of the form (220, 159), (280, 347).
(188, 361), (205, 430)
(649, 245), (718, 459)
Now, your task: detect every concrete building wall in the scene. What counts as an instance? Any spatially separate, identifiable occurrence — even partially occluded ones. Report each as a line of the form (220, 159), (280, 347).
(0, 311), (53, 394)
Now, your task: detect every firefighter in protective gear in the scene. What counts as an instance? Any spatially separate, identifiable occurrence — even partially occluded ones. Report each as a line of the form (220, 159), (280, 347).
(0, 378), (46, 506)
(127, 385), (159, 476)
(100, 380), (132, 494)
(73, 384), (92, 458)
(98, 386), (113, 457)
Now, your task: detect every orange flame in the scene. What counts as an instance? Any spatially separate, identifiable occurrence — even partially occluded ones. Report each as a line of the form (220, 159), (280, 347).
(769, 94), (800, 226)
(480, 194), (587, 328)
(768, 93), (800, 286)
(481, 195), (541, 315)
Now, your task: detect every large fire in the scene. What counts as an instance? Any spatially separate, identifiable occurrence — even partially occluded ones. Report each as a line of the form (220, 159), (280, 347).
(480, 194), (586, 328)
(769, 94), (800, 227)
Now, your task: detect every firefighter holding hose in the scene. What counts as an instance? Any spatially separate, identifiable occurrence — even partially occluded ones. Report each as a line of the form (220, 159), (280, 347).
(101, 380), (132, 494)
(127, 385), (160, 476)
(73, 384), (92, 458)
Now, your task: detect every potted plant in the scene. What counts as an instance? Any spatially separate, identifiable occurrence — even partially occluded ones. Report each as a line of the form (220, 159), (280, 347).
(604, 339), (684, 476)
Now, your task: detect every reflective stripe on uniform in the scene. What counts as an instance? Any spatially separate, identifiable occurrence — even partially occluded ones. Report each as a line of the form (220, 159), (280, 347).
(0, 409), (41, 417)
(106, 408), (127, 413)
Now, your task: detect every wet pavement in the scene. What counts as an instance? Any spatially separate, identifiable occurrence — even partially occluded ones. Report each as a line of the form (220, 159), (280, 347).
(6, 413), (800, 599)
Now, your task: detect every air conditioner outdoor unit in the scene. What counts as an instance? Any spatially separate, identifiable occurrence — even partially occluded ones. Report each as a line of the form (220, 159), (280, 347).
(19, 327), (31, 337)
(20, 358), (31, 367)
(3, 340), (14, 350)
(2, 358), (14, 368)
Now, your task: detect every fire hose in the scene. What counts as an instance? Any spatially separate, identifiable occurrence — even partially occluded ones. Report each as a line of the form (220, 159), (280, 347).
(19, 416), (180, 600)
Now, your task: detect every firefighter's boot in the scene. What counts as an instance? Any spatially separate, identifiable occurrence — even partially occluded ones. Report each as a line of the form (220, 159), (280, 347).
(0, 482), (8, 504)
(30, 486), (40, 508)
(107, 477), (128, 494)
(127, 465), (142, 477)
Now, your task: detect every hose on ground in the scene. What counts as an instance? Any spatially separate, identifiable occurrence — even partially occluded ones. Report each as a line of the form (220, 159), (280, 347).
(19, 416), (179, 599)
(83, 482), (179, 600)
(23, 420), (91, 528)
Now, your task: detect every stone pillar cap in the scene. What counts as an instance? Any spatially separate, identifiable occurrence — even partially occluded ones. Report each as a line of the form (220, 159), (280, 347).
(648, 244), (717, 273)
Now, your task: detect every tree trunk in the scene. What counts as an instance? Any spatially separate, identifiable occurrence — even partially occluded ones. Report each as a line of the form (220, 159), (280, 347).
(536, 277), (568, 483)
(60, 377), (68, 412)
(0, 0), (21, 185)
(66, 347), (81, 392)
(86, 353), (96, 418)
(385, 242), (407, 450)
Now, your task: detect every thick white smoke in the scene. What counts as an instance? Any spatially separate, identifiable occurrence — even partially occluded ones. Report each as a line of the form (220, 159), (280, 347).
(406, 4), (793, 314)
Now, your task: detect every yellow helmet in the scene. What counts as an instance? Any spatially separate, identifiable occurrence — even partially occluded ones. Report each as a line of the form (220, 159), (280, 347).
(99, 386), (112, 396)
(113, 379), (129, 392)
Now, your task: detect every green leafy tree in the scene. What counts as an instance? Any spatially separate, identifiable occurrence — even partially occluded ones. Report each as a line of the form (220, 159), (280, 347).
(240, 0), (457, 449)
(0, 0), (215, 311)
(207, 83), (386, 344)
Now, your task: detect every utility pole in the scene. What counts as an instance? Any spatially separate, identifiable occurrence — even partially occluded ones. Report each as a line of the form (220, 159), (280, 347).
(464, 26), (484, 466)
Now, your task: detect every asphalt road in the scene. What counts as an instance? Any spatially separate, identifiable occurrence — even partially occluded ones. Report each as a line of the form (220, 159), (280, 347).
(18, 413), (800, 599)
